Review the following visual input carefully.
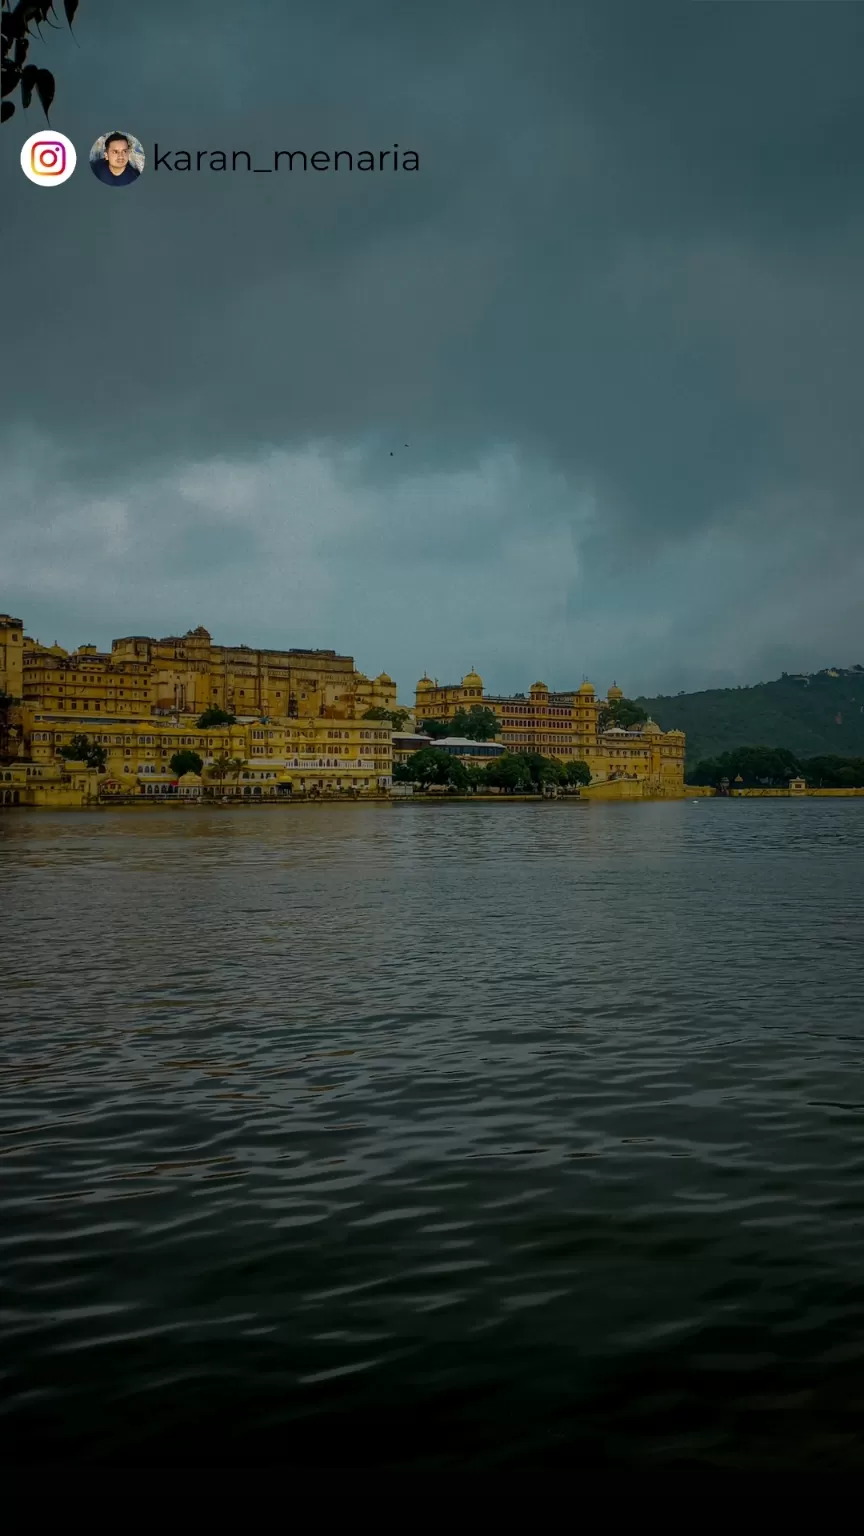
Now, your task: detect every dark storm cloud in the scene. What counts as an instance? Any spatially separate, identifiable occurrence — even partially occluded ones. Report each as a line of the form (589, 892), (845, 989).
(2, 0), (863, 694)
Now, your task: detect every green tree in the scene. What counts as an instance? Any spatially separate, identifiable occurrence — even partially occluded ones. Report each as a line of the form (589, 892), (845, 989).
(443, 757), (470, 792)
(392, 762), (414, 784)
(689, 745), (803, 787)
(0, 687), (20, 761)
(57, 732), (107, 770)
(564, 759), (591, 787)
(483, 751), (570, 793)
(597, 697), (649, 733)
(404, 746), (468, 791)
(362, 706), (411, 730)
(207, 752), (234, 795)
(731, 746), (802, 785)
(418, 718), (451, 740)
(228, 756), (247, 792)
(692, 746), (864, 789)
(465, 764), (488, 793)
(801, 754), (864, 788)
(448, 705), (502, 741)
(485, 753), (533, 793)
(521, 752), (567, 790)
(196, 706), (236, 729)
(170, 749), (204, 778)
(688, 757), (724, 787)
(801, 754), (842, 787)
(1, 0), (79, 127)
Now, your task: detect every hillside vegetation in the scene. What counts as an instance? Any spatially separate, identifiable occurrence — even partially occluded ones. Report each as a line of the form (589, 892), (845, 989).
(637, 667), (864, 765)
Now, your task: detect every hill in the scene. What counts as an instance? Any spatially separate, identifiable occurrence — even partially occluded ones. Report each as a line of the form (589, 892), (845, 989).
(637, 666), (864, 765)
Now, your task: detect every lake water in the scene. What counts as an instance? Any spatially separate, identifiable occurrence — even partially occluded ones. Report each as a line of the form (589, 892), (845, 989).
(2, 799), (864, 1468)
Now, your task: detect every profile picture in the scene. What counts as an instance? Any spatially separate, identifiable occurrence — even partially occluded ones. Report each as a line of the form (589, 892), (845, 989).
(90, 131), (145, 187)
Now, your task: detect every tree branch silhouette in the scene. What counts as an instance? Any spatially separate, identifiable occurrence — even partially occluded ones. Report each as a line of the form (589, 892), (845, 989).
(1, 1), (79, 126)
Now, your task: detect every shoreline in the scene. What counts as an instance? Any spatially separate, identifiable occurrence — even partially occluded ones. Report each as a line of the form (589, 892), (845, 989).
(5, 788), (864, 812)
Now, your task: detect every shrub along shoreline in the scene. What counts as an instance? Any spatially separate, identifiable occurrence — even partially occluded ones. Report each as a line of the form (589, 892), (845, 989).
(687, 746), (864, 789)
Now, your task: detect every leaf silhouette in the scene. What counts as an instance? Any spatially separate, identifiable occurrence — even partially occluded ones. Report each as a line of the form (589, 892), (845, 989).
(35, 65), (54, 119)
(19, 61), (37, 108)
(28, 3), (54, 35)
(1, 99), (14, 123)
(2, 7), (27, 45)
(1, 14), (19, 46)
(64, 0), (79, 27)
(1, 64), (20, 98)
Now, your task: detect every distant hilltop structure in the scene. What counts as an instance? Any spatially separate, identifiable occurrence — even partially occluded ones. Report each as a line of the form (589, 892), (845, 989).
(783, 666), (863, 683)
(414, 669), (686, 794)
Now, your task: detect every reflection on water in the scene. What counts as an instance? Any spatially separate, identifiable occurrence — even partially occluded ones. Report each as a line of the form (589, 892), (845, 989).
(2, 801), (864, 1467)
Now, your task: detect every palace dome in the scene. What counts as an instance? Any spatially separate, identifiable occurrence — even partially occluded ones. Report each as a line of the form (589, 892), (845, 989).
(462, 670), (483, 688)
(577, 681), (595, 695)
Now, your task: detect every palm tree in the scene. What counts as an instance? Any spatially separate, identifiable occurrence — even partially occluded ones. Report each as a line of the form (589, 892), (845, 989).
(208, 753), (234, 798)
(228, 757), (247, 796)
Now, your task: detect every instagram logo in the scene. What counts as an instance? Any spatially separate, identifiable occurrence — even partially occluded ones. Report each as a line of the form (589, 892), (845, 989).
(20, 130), (77, 186)
(32, 140), (66, 175)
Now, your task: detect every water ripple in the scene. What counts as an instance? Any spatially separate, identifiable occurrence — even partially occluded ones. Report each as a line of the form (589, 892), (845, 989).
(2, 800), (864, 1466)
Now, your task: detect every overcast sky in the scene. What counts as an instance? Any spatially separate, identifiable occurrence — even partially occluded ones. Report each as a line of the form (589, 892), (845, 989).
(2, 0), (863, 699)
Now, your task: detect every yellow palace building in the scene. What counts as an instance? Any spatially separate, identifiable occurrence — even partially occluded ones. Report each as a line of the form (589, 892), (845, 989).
(15, 622), (398, 723)
(23, 713), (394, 800)
(2, 612), (687, 805)
(1, 615), (395, 805)
(414, 670), (686, 794)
